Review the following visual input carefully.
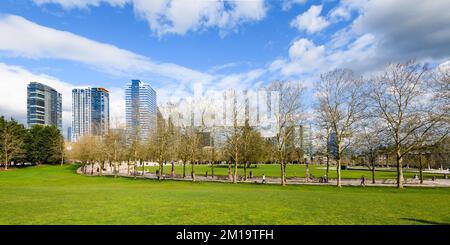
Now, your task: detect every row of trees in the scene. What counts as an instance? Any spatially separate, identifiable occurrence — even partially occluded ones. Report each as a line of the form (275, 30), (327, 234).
(70, 61), (449, 189)
(0, 117), (64, 169)
(315, 61), (449, 188)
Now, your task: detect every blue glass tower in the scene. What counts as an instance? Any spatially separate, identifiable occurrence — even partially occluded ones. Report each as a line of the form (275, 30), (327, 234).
(72, 87), (109, 141)
(125, 80), (157, 141)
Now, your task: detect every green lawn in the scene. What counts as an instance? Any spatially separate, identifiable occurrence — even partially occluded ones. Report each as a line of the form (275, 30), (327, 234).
(140, 163), (445, 180)
(0, 165), (449, 225)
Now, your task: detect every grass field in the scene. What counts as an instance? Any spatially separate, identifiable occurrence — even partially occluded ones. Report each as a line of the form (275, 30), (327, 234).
(0, 164), (449, 225)
(140, 163), (445, 180)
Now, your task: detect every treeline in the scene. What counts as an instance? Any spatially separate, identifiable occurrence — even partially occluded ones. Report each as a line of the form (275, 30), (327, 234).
(69, 60), (449, 189)
(0, 116), (64, 169)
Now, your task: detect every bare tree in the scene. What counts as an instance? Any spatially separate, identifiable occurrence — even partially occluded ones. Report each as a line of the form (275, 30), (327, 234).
(355, 119), (386, 184)
(316, 69), (366, 187)
(268, 81), (305, 186)
(150, 109), (175, 180)
(369, 61), (447, 188)
(224, 89), (245, 183)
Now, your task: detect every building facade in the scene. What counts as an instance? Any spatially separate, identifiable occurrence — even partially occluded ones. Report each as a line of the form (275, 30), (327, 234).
(72, 87), (109, 141)
(125, 80), (157, 141)
(27, 82), (62, 131)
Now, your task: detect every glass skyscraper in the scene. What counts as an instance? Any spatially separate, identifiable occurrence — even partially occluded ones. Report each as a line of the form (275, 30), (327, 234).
(72, 87), (110, 141)
(125, 80), (157, 141)
(27, 82), (62, 131)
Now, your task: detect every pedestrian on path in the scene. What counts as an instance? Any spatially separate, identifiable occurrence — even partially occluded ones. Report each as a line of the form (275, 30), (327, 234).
(262, 174), (266, 184)
(360, 175), (365, 186)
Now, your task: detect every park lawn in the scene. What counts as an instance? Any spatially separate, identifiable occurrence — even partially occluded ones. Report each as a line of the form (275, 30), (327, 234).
(140, 164), (444, 180)
(0, 165), (449, 225)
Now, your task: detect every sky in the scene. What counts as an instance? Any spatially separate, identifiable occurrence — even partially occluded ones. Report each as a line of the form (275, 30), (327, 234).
(0, 0), (449, 136)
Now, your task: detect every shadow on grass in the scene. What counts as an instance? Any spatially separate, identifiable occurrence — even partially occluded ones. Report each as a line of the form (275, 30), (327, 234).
(401, 218), (450, 225)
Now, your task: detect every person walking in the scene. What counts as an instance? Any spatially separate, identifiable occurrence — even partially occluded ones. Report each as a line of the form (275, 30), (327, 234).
(360, 175), (366, 186)
(262, 174), (266, 184)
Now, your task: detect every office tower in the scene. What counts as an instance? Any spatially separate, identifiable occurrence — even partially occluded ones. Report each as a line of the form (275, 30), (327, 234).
(72, 87), (109, 141)
(27, 82), (62, 131)
(125, 80), (157, 141)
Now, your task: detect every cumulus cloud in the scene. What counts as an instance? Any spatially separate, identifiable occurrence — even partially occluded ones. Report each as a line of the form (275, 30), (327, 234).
(32, 0), (267, 36)
(351, 0), (450, 63)
(329, 0), (367, 22)
(0, 14), (212, 84)
(270, 38), (325, 76)
(290, 5), (329, 34)
(274, 0), (450, 79)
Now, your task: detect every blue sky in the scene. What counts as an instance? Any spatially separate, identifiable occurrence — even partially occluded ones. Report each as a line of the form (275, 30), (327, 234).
(0, 0), (449, 133)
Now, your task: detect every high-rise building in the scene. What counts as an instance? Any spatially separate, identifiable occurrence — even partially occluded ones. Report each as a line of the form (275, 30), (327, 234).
(125, 80), (157, 141)
(27, 82), (62, 131)
(72, 87), (109, 141)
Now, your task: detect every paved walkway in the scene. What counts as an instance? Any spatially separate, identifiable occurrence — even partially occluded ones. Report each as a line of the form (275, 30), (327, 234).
(77, 164), (450, 187)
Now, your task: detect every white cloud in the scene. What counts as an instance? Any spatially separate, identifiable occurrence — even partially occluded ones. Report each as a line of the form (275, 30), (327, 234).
(269, 33), (378, 78)
(32, 0), (267, 36)
(33, 0), (128, 9)
(274, 0), (450, 79)
(270, 38), (325, 76)
(290, 5), (329, 34)
(329, 0), (367, 22)
(0, 14), (213, 84)
(0, 14), (269, 128)
(351, 0), (450, 62)
(281, 0), (307, 11)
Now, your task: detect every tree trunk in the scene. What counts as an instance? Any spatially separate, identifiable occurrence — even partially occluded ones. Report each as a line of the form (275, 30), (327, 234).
(159, 162), (164, 180)
(133, 161), (137, 179)
(336, 143), (342, 188)
(336, 159), (341, 187)
(183, 161), (186, 178)
(280, 161), (286, 186)
(100, 161), (104, 176)
(228, 161), (232, 181)
(396, 148), (404, 189)
(211, 161), (214, 179)
(325, 155), (329, 177)
(171, 161), (175, 178)
(191, 160), (196, 182)
(371, 160), (375, 184)
(305, 160), (310, 181)
(419, 166), (423, 184)
(233, 152), (238, 184)
(244, 161), (248, 181)
(4, 154), (8, 170)
(114, 161), (118, 178)
(91, 162), (94, 175)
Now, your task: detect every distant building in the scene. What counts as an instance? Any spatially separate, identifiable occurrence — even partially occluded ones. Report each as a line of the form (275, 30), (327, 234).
(293, 124), (313, 158)
(67, 127), (72, 142)
(27, 82), (62, 131)
(72, 87), (110, 141)
(125, 80), (157, 141)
